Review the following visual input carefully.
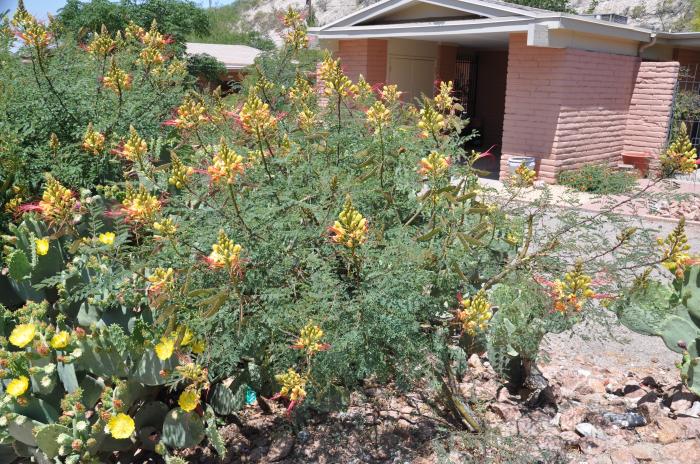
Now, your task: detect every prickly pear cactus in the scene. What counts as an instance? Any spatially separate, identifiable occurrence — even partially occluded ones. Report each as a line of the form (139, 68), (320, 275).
(615, 264), (700, 395)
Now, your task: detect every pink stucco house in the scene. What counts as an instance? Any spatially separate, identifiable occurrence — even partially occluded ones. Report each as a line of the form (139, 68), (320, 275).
(310, 0), (700, 182)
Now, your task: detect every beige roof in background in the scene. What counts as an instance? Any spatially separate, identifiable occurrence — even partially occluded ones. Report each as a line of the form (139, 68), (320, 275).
(185, 43), (262, 70)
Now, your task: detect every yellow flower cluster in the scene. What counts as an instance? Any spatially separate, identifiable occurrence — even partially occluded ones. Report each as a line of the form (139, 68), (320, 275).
(355, 75), (373, 99)
(239, 94), (277, 137)
(329, 199), (368, 250)
(434, 81), (456, 112)
(119, 126), (148, 163)
(418, 105), (445, 138)
(168, 154), (194, 189)
(141, 21), (170, 49)
(208, 139), (245, 185)
(275, 368), (307, 403)
(82, 122), (105, 155)
(553, 262), (595, 313)
(16, 15), (51, 50)
(317, 55), (357, 98)
(380, 84), (402, 105)
(138, 46), (164, 68)
(288, 75), (314, 106)
(456, 290), (492, 336)
(661, 122), (698, 175)
(147, 267), (174, 295)
(293, 323), (328, 356)
(658, 217), (693, 279)
(86, 26), (116, 57)
(282, 8), (308, 50)
(103, 59), (131, 93)
(124, 21), (145, 42)
(153, 218), (177, 239)
(297, 107), (317, 134)
(418, 151), (451, 179)
(168, 96), (208, 131)
(39, 175), (77, 225)
(207, 230), (243, 270)
(121, 184), (161, 225)
(512, 163), (537, 187)
(49, 132), (60, 153)
(366, 101), (391, 134)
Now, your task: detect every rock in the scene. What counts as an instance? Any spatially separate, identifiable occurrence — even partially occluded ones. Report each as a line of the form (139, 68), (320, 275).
(488, 403), (521, 422)
(607, 448), (639, 464)
(624, 384), (646, 399)
(669, 391), (696, 413)
(662, 438), (700, 463)
(467, 353), (483, 369)
(656, 417), (684, 444)
(533, 180), (546, 189)
(550, 413), (561, 427)
(560, 430), (580, 447)
(629, 442), (661, 461)
(496, 387), (511, 403)
(576, 422), (603, 438)
(638, 401), (662, 423)
(267, 435), (295, 462)
(679, 401), (700, 418)
(560, 406), (587, 431)
(602, 412), (646, 429)
(579, 437), (608, 456)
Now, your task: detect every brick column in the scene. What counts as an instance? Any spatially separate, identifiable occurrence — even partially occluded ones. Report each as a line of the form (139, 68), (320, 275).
(436, 44), (457, 86)
(622, 61), (680, 172)
(337, 39), (388, 85)
(500, 34), (638, 183)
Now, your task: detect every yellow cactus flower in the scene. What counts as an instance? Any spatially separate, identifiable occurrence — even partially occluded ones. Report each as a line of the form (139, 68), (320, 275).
(6, 376), (30, 398)
(275, 368), (307, 403)
(106, 413), (135, 440)
(154, 336), (175, 361)
(208, 139), (245, 185)
(418, 151), (451, 179)
(121, 184), (161, 225)
(366, 101), (391, 134)
(98, 232), (116, 246)
(38, 175), (77, 225)
(206, 231), (243, 271)
(456, 290), (492, 336)
(178, 389), (199, 412)
(191, 339), (206, 354)
(328, 199), (368, 250)
(35, 238), (49, 256)
(292, 323), (329, 356)
(9, 323), (36, 348)
(50, 331), (71, 349)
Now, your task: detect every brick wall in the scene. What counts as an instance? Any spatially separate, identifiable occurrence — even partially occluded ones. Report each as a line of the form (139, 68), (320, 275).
(622, 61), (679, 170)
(337, 39), (388, 85)
(500, 34), (639, 183)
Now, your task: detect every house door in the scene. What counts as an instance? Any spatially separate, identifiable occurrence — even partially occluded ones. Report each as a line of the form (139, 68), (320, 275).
(387, 56), (436, 103)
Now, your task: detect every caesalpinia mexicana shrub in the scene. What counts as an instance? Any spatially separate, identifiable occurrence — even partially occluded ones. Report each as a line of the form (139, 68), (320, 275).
(1, 6), (697, 462)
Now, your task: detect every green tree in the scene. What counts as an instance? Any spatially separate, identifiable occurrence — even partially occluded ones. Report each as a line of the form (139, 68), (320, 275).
(58, 0), (209, 43)
(509, 0), (571, 13)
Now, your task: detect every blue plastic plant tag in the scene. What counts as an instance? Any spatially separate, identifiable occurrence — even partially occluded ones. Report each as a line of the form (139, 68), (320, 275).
(245, 387), (257, 405)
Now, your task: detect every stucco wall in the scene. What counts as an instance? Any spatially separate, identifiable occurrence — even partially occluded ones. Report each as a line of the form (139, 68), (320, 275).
(500, 34), (639, 183)
(622, 61), (680, 170)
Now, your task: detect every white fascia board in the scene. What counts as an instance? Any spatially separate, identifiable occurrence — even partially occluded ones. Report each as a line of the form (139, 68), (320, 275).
(314, 16), (533, 40)
(320, 0), (538, 30)
(655, 32), (700, 48)
(552, 15), (652, 42)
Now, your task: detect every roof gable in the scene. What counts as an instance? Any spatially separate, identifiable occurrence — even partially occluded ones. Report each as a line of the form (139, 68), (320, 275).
(321, 0), (542, 30)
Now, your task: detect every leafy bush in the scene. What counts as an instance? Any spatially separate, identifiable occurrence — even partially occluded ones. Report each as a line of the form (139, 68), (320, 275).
(558, 164), (637, 194)
(0, 7), (674, 463)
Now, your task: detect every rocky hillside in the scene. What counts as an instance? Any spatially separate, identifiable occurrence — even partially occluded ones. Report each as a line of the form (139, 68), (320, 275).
(228, 0), (693, 44)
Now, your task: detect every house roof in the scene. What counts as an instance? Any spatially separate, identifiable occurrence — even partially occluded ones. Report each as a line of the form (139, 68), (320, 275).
(185, 43), (261, 70)
(310, 0), (700, 50)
